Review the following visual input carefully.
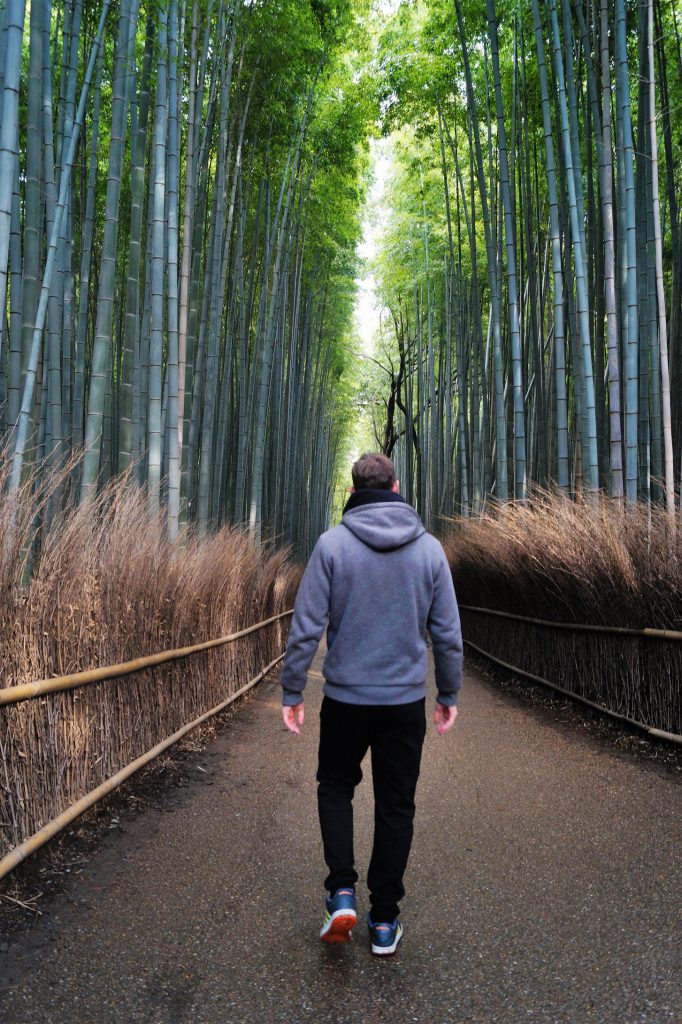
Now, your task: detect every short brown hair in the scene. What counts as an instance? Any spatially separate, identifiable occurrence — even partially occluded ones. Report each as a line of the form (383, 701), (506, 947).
(351, 452), (396, 491)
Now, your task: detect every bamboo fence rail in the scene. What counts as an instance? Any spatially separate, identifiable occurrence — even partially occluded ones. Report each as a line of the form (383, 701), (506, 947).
(0, 610), (294, 706)
(459, 605), (682, 641)
(463, 638), (682, 745)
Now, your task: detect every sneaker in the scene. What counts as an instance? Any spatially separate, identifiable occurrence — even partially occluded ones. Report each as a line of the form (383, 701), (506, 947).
(319, 887), (357, 944)
(367, 913), (403, 956)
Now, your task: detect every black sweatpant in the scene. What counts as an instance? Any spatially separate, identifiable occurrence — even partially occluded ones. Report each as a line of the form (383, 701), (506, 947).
(316, 695), (427, 923)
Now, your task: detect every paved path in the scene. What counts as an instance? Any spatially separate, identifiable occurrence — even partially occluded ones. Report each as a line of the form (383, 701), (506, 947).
(1, 651), (680, 1024)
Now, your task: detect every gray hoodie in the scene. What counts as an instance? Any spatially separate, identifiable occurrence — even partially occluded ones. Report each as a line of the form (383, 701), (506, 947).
(280, 496), (463, 708)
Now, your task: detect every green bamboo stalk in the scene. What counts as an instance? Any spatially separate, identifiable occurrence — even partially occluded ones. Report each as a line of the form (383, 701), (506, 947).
(615, 0), (640, 502)
(0, 0), (25, 354)
(647, 0), (675, 514)
(119, 13), (153, 473)
(166, 0), (181, 536)
(41, 0), (64, 476)
(487, 0), (526, 499)
(7, 163), (22, 432)
(197, 7), (239, 532)
(73, 44), (103, 455)
(177, 0), (198, 476)
(531, 0), (570, 491)
(146, 2), (169, 514)
(18, 0), (44, 460)
(599, 0), (624, 500)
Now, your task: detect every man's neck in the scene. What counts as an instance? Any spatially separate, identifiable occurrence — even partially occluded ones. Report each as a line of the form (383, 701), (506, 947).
(343, 488), (406, 514)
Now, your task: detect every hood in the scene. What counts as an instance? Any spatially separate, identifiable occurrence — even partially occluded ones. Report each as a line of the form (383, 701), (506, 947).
(341, 500), (425, 552)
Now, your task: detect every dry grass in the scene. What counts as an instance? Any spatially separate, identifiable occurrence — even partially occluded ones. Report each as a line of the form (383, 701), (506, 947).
(0, 457), (300, 859)
(442, 491), (682, 735)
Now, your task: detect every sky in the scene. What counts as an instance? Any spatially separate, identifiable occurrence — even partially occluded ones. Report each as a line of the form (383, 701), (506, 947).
(353, 1), (403, 354)
(354, 137), (392, 355)
(337, 135), (394, 492)
(338, 3), (400, 492)
(375, 0), (402, 14)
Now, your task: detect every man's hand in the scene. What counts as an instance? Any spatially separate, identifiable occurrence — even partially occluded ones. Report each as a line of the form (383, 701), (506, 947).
(434, 703), (458, 735)
(282, 702), (305, 736)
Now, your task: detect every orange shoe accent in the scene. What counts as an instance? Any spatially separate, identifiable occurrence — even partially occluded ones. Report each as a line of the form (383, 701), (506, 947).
(320, 913), (356, 944)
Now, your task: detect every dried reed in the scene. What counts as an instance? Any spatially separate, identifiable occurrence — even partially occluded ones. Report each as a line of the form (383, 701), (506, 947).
(0, 457), (300, 858)
(442, 491), (682, 734)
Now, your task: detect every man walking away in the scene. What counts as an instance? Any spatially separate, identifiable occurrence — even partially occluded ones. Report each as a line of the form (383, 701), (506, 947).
(280, 453), (463, 956)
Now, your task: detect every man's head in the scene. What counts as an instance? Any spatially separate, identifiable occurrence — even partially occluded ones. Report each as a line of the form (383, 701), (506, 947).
(351, 452), (398, 492)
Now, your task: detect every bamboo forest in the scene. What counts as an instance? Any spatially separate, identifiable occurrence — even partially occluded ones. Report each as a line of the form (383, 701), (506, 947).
(2, 5), (682, 1013)
(0, 0), (681, 546)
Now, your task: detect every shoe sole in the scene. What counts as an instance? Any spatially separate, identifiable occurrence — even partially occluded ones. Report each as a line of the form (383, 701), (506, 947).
(370, 926), (403, 956)
(320, 911), (357, 944)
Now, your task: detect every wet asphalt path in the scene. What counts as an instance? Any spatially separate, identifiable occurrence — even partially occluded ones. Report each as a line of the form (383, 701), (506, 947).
(1, 649), (680, 1024)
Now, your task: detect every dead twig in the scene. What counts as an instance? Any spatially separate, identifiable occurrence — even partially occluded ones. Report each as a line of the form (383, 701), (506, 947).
(0, 891), (43, 914)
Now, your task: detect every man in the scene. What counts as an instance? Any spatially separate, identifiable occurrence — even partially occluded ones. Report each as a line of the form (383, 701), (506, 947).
(280, 452), (463, 956)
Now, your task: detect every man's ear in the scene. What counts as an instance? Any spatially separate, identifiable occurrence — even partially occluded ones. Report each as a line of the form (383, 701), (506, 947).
(392, 479), (400, 493)
(349, 485), (355, 493)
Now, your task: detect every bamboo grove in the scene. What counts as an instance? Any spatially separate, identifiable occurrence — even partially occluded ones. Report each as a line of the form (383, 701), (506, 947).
(370, 0), (682, 527)
(0, 0), (373, 553)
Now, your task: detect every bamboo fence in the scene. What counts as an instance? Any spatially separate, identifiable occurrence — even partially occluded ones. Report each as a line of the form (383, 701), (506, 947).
(444, 495), (682, 740)
(0, 614), (292, 881)
(460, 606), (682, 738)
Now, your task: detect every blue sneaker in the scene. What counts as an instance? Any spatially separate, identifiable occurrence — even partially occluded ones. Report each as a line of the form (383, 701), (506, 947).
(367, 913), (403, 956)
(319, 887), (357, 944)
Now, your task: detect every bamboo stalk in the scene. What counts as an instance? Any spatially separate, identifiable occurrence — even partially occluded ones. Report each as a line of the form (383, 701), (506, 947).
(646, 0), (675, 516)
(0, 0), (25, 347)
